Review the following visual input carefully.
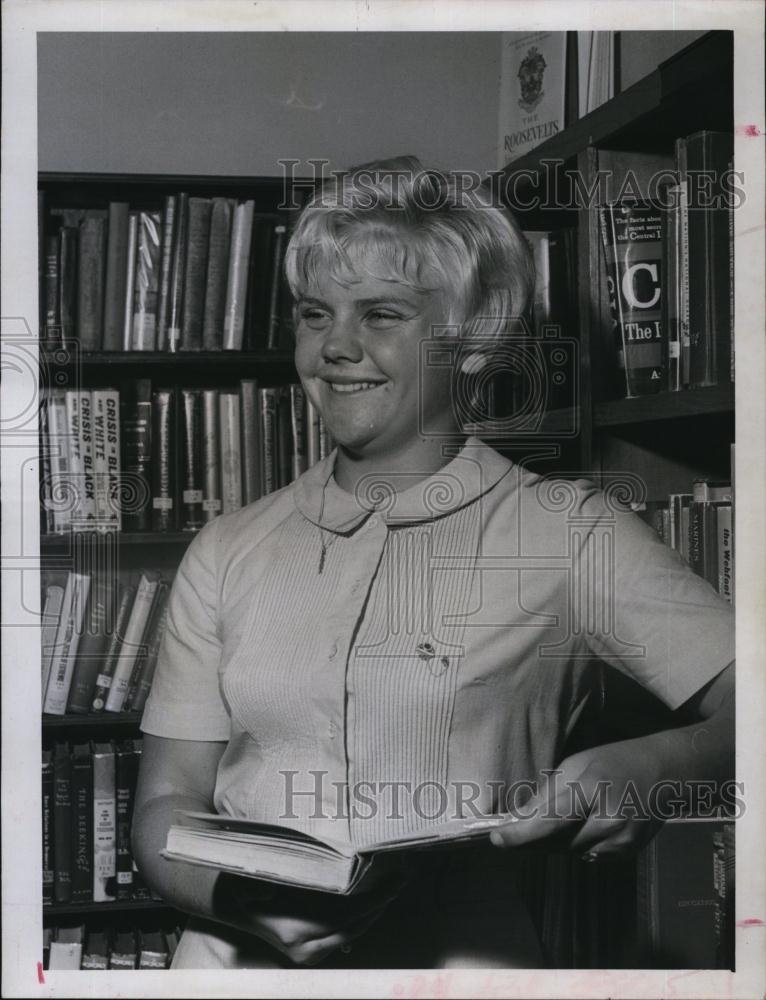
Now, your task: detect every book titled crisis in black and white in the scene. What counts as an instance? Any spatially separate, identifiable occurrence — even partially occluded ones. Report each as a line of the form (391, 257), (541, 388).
(163, 812), (514, 895)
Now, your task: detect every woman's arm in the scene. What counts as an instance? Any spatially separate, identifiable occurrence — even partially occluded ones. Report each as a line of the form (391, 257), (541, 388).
(491, 661), (735, 856)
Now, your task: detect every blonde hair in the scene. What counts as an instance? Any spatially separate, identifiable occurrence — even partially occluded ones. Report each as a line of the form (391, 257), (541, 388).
(285, 155), (535, 351)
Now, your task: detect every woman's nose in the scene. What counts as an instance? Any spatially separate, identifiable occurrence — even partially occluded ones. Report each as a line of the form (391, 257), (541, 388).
(321, 315), (364, 363)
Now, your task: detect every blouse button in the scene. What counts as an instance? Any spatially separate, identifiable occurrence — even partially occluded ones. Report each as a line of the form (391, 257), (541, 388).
(430, 656), (450, 677)
(328, 722), (337, 739)
(328, 642), (338, 660)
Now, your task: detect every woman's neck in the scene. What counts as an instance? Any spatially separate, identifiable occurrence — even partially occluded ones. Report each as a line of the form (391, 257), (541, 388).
(332, 434), (467, 496)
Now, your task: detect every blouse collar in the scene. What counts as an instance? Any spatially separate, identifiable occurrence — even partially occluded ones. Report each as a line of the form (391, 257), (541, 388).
(293, 437), (513, 534)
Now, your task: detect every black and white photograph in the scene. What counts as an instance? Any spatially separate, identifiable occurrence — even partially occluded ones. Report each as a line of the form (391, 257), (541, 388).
(2, 1), (764, 997)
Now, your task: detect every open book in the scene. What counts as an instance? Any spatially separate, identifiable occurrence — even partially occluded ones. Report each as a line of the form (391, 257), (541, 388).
(163, 811), (514, 894)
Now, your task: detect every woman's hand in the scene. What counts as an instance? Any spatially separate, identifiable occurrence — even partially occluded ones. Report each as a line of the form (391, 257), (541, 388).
(217, 873), (407, 966)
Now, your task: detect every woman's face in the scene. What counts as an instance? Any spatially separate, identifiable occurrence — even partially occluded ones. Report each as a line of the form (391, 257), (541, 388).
(294, 259), (460, 463)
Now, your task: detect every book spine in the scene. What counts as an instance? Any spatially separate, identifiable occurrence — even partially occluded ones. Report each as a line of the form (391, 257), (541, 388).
(167, 192), (188, 353)
(243, 216), (274, 349)
(129, 590), (170, 713)
(277, 389), (291, 489)
(41, 583), (65, 707)
(688, 498), (705, 579)
(202, 197), (234, 350)
(662, 187), (681, 392)
(676, 139), (691, 388)
(78, 389), (97, 526)
(115, 741), (140, 899)
(259, 387), (278, 495)
(239, 380), (261, 504)
(91, 743), (116, 902)
(64, 390), (83, 527)
(131, 211), (162, 350)
(124, 581), (168, 711)
(223, 200), (255, 350)
(703, 503), (720, 590)
(120, 378), (152, 532)
(70, 744), (94, 903)
(58, 226), (78, 341)
(289, 384), (307, 481)
(717, 504), (734, 604)
(53, 743), (72, 903)
(180, 389), (204, 531)
(43, 572), (91, 715)
(201, 389), (222, 522)
(66, 573), (114, 714)
(105, 571), (161, 712)
(91, 389), (110, 530)
(90, 584), (134, 712)
(76, 215), (107, 351)
(267, 224), (287, 350)
(43, 233), (60, 339)
(155, 195), (177, 352)
(306, 397), (321, 468)
(181, 197), (212, 351)
(42, 750), (55, 905)
(599, 202), (664, 398)
(46, 390), (71, 533)
(104, 387), (121, 531)
(122, 212), (139, 351)
(81, 934), (109, 971)
(102, 202), (130, 351)
(151, 388), (177, 532)
(319, 417), (333, 460)
(219, 392), (243, 514)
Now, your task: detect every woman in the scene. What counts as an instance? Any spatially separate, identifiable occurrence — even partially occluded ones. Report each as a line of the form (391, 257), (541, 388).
(132, 157), (735, 969)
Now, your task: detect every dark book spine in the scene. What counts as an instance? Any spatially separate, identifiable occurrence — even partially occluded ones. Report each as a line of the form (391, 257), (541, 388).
(661, 187), (681, 392)
(687, 131), (734, 387)
(58, 226), (78, 341)
(289, 384), (308, 482)
(155, 195), (177, 352)
(688, 500), (705, 579)
(102, 202), (130, 351)
(43, 234), (60, 340)
(70, 744), (93, 903)
(277, 388), (291, 489)
(167, 192), (188, 353)
(180, 197), (212, 350)
(90, 584), (134, 712)
(180, 389), (204, 530)
(259, 387), (278, 495)
(599, 202), (664, 398)
(53, 742), (72, 904)
(239, 380), (261, 504)
(704, 503), (720, 591)
(201, 389), (222, 521)
(151, 388), (177, 531)
(114, 741), (140, 899)
(266, 224), (287, 350)
(42, 750), (54, 905)
(129, 592), (170, 713)
(122, 213), (139, 350)
(131, 211), (162, 350)
(244, 217), (275, 350)
(124, 581), (168, 711)
(76, 215), (107, 350)
(66, 574), (114, 714)
(120, 378), (152, 532)
(202, 198), (234, 350)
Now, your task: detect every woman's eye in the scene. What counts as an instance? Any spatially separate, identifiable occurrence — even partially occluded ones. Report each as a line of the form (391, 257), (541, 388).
(366, 310), (402, 327)
(299, 309), (331, 329)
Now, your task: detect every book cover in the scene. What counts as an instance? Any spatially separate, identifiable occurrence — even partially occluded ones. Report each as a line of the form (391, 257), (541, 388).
(105, 570), (162, 712)
(155, 194), (177, 352)
(58, 225), (78, 341)
(102, 201), (131, 351)
(109, 930), (137, 970)
(114, 739), (141, 899)
(181, 197), (213, 351)
(164, 811), (515, 895)
(90, 583), (135, 712)
(599, 201), (664, 398)
(151, 387), (178, 532)
(202, 197), (234, 350)
(70, 742), (94, 903)
(41, 582), (65, 708)
(122, 212), (139, 350)
(219, 391), (243, 514)
(43, 571), (91, 715)
(498, 32), (568, 167)
(239, 380), (261, 505)
(129, 585), (171, 714)
(76, 214), (107, 351)
(66, 572), (114, 714)
(201, 388), (222, 522)
(259, 387), (278, 496)
(180, 388), (204, 531)
(91, 741), (117, 902)
(687, 131), (734, 388)
(120, 378), (152, 532)
(81, 930), (109, 971)
(42, 749), (55, 905)
(167, 192), (189, 353)
(48, 926), (84, 970)
(138, 930), (170, 969)
(132, 210), (162, 350)
(53, 742), (73, 903)
(223, 200), (255, 350)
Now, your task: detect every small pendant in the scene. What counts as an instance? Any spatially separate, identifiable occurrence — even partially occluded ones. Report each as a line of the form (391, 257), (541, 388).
(318, 542), (327, 575)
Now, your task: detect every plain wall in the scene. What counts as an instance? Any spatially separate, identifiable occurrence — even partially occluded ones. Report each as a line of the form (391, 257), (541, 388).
(619, 30), (707, 90)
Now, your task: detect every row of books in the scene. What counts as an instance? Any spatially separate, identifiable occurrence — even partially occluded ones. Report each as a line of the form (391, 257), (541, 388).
(41, 381), (332, 535)
(42, 739), (151, 906)
(42, 569), (170, 716)
(40, 192), (298, 352)
(634, 477), (734, 603)
(43, 924), (181, 970)
(600, 130), (734, 398)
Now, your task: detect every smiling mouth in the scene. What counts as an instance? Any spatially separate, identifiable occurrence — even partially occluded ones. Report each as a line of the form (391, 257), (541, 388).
(326, 381), (386, 394)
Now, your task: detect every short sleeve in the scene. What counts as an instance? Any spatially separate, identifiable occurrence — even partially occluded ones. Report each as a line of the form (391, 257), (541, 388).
(140, 520), (231, 740)
(576, 487), (734, 710)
